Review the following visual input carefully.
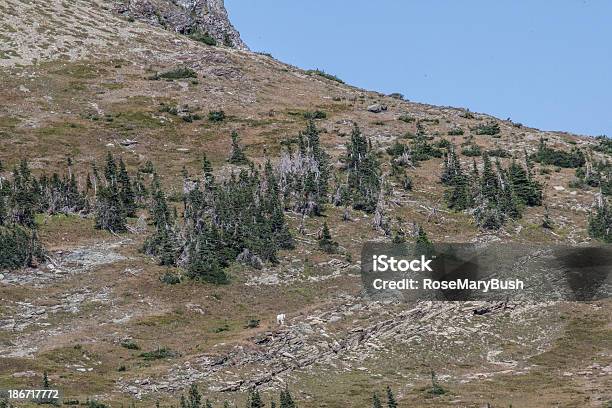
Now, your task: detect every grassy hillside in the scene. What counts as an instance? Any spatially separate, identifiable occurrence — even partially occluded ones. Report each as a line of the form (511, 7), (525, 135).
(0, 2), (610, 407)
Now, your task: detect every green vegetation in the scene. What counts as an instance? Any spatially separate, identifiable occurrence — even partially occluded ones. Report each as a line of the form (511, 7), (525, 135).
(345, 125), (381, 212)
(532, 137), (585, 168)
(228, 131), (250, 165)
(589, 197), (611, 242)
(461, 144), (482, 157)
(410, 125), (444, 161)
(398, 114), (416, 123)
(305, 69), (344, 83)
(318, 222), (339, 253)
(139, 347), (179, 361)
(149, 67), (198, 81)
(441, 149), (542, 229)
(94, 153), (136, 232)
(120, 340), (140, 350)
(594, 135), (612, 155)
(189, 31), (217, 46)
(472, 121), (501, 136)
(424, 371), (447, 395)
(208, 110), (226, 122)
(448, 127), (464, 136)
(303, 110), (327, 120)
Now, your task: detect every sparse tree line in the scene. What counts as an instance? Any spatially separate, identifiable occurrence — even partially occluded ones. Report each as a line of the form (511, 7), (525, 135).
(440, 148), (543, 230)
(1, 125), (610, 272)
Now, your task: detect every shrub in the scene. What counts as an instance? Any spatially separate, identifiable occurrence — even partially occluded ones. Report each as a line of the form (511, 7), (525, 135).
(448, 127), (464, 136)
(435, 139), (452, 149)
(160, 271), (181, 285)
(150, 67), (198, 81)
(213, 324), (230, 333)
(386, 141), (408, 157)
(245, 319), (260, 328)
(303, 110), (327, 120)
(472, 121), (501, 136)
(139, 347), (179, 361)
(120, 340), (140, 350)
(189, 31), (217, 46)
(461, 144), (482, 157)
(305, 69), (344, 83)
(398, 114), (416, 123)
(594, 135), (612, 155)
(488, 148), (511, 158)
(411, 138), (443, 161)
(533, 138), (585, 168)
(208, 110), (226, 122)
(388, 92), (404, 100)
(85, 400), (108, 408)
(402, 175), (413, 191)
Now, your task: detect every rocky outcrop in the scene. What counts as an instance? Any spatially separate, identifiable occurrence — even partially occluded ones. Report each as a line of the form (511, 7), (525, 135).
(115, 0), (248, 50)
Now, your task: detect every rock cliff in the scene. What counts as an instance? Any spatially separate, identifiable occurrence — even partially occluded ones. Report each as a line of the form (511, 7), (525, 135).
(116, 0), (248, 50)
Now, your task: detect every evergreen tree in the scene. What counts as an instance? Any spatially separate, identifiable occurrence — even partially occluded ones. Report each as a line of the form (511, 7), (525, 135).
(11, 159), (37, 228)
(188, 384), (202, 408)
(118, 158), (136, 217)
(0, 188), (6, 226)
(480, 153), (499, 202)
(279, 387), (296, 408)
(385, 386), (397, 408)
(346, 125), (381, 213)
(318, 222), (338, 253)
(507, 159), (542, 206)
(264, 160), (294, 249)
(414, 226), (434, 258)
(187, 229), (228, 284)
(249, 390), (263, 408)
(588, 197), (612, 243)
(95, 153), (127, 232)
(229, 131), (249, 165)
(542, 206), (554, 229)
(372, 393), (382, 408)
(42, 371), (50, 388)
(202, 154), (215, 186)
(302, 120), (331, 203)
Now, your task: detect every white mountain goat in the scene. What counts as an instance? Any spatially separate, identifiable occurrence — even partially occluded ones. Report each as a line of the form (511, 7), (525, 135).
(276, 313), (286, 326)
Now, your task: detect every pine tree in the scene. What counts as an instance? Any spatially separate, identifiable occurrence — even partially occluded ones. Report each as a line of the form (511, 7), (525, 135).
(302, 120), (331, 203)
(187, 229), (228, 284)
(95, 153), (127, 232)
(249, 390), (263, 408)
(229, 131), (249, 165)
(118, 158), (136, 217)
(588, 196), (612, 243)
(11, 159), (37, 228)
(507, 159), (542, 206)
(480, 153), (499, 202)
(42, 371), (50, 388)
(202, 154), (215, 186)
(188, 384), (202, 408)
(318, 222), (338, 253)
(0, 188), (6, 226)
(346, 125), (381, 213)
(279, 387), (296, 408)
(372, 393), (382, 408)
(385, 386), (397, 408)
(415, 226), (434, 258)
(542, 205), (554, 229)
(264, 160), (294, 249)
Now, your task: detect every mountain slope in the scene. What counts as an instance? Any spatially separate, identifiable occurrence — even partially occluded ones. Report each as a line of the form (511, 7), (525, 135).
(0, 2), (610, 408)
